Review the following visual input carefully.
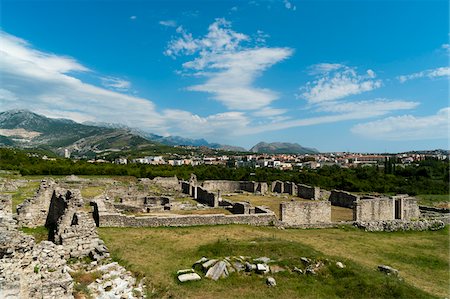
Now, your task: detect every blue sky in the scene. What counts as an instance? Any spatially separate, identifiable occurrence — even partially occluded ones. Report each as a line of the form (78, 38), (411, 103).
(0, 0), (448, 152)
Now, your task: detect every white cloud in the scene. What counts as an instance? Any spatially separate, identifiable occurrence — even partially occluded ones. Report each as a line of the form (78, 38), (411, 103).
(0, 30), (163, 130)
(351, 108), (450, 140)
(130, 16), (137, 20)
(159, 20), (177, 27)
(366, 69), (376, 78)
(165, 18), (293, 110)
(317, 98), (419, 114)
(283, 0), (297, 11)
(300, 65), (382, 104)
(162, 109), (250, 137)
(252, 107), (287, 117)
(308, 63), (345, 75)
(101, 77), (131, 91)
(441, 43), (450, 53)
(398, 66), (450, 83)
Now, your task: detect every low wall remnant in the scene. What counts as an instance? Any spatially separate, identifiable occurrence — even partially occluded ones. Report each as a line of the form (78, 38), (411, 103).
(280, 201), (331, 226)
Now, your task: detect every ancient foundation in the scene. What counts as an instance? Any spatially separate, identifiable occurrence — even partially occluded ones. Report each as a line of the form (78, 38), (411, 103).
(280, 201), (331, 226)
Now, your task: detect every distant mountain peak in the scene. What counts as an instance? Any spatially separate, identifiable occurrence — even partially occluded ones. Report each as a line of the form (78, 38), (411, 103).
(250, 141), (319, 154)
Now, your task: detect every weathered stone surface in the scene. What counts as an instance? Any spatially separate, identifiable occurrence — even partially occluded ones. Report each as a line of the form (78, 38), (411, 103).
(202, 259), (218, 270)
(256, 263), (269, 274)
(378, 265), (399, 276)
(266, 277), (276, 287)
(205, 261), (228, 281)
(16, 179), (57, 227)
(177, 268), (195, 275)
(254, 257), (271, 263)
(88, 262), (144, 298)
(178, 273), (201, 282)
(194, 257), (208, 265)
(280, 201), (331, 226)
(336, 262), (345, 269)
(355, 219), (445, 232)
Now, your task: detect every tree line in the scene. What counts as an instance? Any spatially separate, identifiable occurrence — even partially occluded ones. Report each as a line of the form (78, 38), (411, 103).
(0, 148), (448, 195)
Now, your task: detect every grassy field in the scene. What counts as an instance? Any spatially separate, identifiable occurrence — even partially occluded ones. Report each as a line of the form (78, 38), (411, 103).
(416, 194), (449, 208)
(80, 185), (106, 198)
(9, 181), (41, 213)
(99, 225), (449, 299)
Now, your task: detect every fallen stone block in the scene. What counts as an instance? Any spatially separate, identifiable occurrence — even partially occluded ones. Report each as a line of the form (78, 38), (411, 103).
(177, 269), (195, 275)
(266, 277), (276, 287)
(256, 263), (269, 274)
(378, 265), (399, 276)
(202, 259), (218, 270)
(205, 261), (228, 281)
(178, 273), (201, 282)
(336, 262), (345, 269)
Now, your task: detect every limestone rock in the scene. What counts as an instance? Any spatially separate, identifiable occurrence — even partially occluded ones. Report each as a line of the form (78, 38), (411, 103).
(336, 262), (345, 269)
(256, 263), (269, 274)
(178, 273), (201, 282)
(266, 277), (276, 287)
(378, 265), (399, 276)
(205, 261), (228, 281)
(177, 268), (195, 275)
(202, 259), (218, 270)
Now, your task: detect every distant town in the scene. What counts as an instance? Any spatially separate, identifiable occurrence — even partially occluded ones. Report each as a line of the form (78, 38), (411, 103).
(55, 148), (449, 170)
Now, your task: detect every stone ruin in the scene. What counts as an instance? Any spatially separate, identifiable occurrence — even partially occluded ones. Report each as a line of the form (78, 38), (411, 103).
(0, 192), (74, 298)
(0, 178), (144, 298)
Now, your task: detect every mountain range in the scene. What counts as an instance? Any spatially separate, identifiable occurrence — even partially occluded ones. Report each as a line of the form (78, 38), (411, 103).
(0, 110), (319, 156)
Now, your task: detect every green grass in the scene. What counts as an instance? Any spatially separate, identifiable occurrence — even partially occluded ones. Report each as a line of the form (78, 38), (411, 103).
(416, 194), (449, 208)
(10, 181), (41, 213)
(99, 225), (449, 298)
(20, 226), (49, 243)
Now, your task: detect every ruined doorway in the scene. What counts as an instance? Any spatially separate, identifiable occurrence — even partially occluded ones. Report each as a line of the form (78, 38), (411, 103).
(394, 199), (402, 219)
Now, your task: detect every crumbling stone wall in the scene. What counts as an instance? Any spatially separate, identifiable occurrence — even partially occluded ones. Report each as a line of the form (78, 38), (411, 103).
(392, 195), (420, 220)
(151, 176), (181, 191)
(0, 198), (74, 299)
(283, 182), (297, 195)
(354, 198), (394, 221)
(57, 212), (109, 260)
(271, 180), (284, 193)
(240, 181), (268, 195)
(196, 186), (219, 207)
(355, 219), (445, 232)
(16, 179), (57, 227)
(297, 184), (321, 200)
(202, 180), (241, 192)
(231, 202), (252, 214)
(329, 190), (359, 208)
(98, 212), (276, 227)
(280, 201), (331, 226)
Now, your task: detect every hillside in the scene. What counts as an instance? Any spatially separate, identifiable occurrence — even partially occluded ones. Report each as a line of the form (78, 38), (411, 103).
(0, 110), (155, 157)
(250, 141), (319, 154)
(85, 121), (247, 152)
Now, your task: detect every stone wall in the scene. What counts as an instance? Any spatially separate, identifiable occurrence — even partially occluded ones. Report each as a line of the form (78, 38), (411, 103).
(239, 181), (268, 195)
(231, 202), (252, 214)
(0, 196), (74, 298)
(280, 201), (331, 226)
(151, 176), (181, 191)
(271, 180), (284, 193)
(283, 182), (297, 195)
(329, 190), (359, 208)
(354, 198), (394, 221)
(392, 195), (420, 220)
(98, 212), (276, 227)
(297, 184), (320, 200)
(201, 180), (241, 192)
(355, 219), (446, 232)
(196, 186), (219, 207)
(16, 179), (57, 227)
